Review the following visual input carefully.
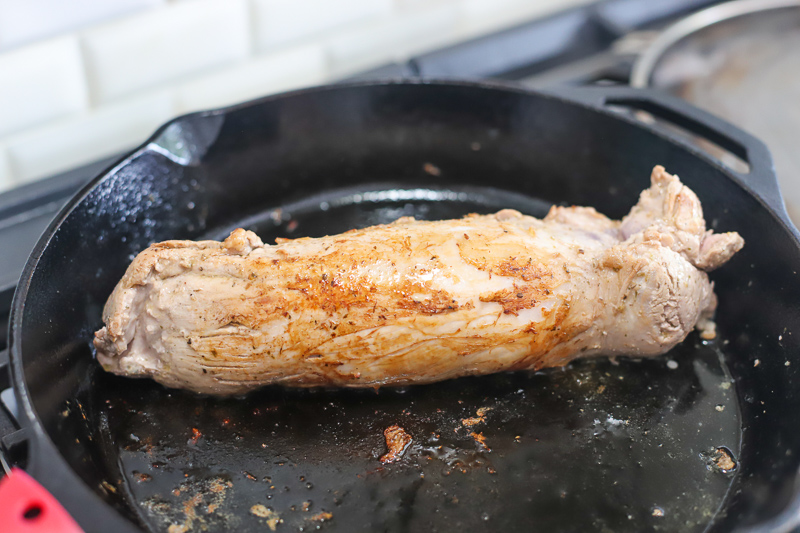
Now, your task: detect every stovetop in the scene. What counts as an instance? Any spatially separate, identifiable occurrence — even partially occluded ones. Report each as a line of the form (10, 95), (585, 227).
(0, 0), (724, 437)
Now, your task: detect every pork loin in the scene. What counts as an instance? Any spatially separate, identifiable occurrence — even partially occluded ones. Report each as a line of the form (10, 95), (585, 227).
(94, 166), (743, 395)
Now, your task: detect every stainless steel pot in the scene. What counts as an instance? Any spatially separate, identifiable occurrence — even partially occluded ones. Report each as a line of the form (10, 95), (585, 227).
(632, 0), (800, 223)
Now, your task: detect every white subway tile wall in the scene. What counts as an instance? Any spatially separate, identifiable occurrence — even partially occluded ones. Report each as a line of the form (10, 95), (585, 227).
(326, 4), (461, 78)
(0, 0), (589, 192)
(176, 43), (326, 113)
(0, 36), (88, 137)
(0, 146), (11, 186)
(82, 0), (251, 104)
(6, 90), (176, 184)
(461, 0), (568, 33)
(251, 0), (393, 51)
(0, 0), (163, 50)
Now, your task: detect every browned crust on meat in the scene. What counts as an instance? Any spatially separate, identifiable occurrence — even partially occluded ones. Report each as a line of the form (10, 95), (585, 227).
(394, 286), (459, 315)
(479, 284), (541, 316)
(492, 256), (548, 281)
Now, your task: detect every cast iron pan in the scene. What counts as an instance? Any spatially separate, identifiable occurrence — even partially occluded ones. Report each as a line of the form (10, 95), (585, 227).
(7, 80), (800, 532)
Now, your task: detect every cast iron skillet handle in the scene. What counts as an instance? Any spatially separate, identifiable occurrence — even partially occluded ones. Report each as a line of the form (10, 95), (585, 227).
(544, 85), (792, 229)
(0, 349), (82, 531)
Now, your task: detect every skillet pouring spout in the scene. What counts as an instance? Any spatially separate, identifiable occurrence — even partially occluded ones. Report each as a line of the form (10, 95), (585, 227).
(94, 165), (742, 395)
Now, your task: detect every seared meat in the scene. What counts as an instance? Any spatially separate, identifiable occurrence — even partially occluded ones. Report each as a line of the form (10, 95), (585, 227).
(94, 166), (743, 395)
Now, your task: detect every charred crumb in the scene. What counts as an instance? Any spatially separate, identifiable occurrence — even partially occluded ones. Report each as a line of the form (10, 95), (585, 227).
(461, 416), (482, 427)
(712, 447), (737, 472)
(701, 446), (737, 474)
(133, 472), (152, 483)
(423, 162), (441, 176)
(251, 504), (282, 531)
(470, 431), (491, 451)
(461, 406), (493, 427)
(309, 511), (333, 522)
(147, 477), (234, 533)
(380, 424), (412, 463)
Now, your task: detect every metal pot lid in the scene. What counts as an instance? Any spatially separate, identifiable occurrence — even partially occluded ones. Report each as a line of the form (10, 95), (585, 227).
(631, 0), (800, 222)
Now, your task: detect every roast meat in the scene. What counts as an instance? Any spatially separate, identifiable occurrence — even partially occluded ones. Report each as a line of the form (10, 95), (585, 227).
(94, 166), (743, 395)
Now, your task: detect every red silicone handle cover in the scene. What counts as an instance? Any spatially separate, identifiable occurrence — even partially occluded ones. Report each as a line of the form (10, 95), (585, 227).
(0, 467), (83, 533)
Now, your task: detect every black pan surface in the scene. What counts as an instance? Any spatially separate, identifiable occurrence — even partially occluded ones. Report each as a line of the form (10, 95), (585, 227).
(10, 81), (800, 533)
